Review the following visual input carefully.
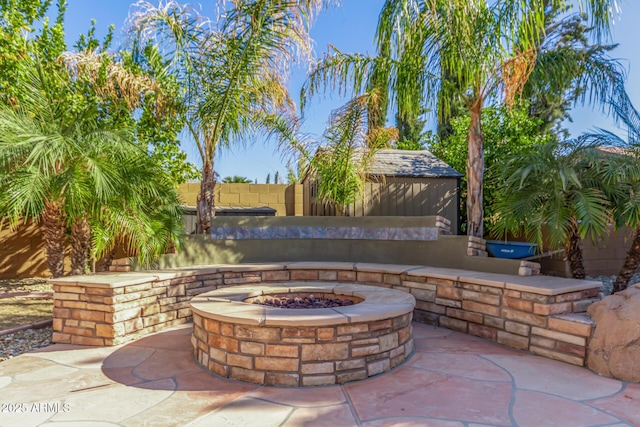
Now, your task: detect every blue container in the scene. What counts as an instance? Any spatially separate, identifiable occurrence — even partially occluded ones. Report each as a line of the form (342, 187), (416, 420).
(485, 240), (537, 259)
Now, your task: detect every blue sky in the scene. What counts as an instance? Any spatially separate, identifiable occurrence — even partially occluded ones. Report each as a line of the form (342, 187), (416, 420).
(60, 0), (640, 183)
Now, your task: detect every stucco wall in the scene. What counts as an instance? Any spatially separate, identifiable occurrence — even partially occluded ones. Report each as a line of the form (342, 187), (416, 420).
(155, 216), (528, 276)
(540, 225), (640, 277)
(0, 220), (56, 279)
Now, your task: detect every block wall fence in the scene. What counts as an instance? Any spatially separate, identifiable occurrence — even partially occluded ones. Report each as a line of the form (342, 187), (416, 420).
(50, 262), (601, 368)
(178, 183), (304, 217)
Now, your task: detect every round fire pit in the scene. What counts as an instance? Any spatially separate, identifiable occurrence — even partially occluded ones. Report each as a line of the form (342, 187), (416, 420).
(190, 282), (415, 387)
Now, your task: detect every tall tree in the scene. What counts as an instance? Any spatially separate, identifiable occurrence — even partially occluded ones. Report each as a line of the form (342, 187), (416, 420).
(0, 64), (182, 277)
(581, 87), (640, 292)
(129, 0), (332, 234)
(222, 175), (252, 183)
(376, 0), (619, 238)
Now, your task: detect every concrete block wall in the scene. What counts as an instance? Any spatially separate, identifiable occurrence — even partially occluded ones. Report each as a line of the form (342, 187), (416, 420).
(178, 183), (303, 216)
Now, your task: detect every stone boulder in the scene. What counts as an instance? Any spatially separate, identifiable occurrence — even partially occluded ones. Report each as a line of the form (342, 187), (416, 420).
(587, 284), (640, 383)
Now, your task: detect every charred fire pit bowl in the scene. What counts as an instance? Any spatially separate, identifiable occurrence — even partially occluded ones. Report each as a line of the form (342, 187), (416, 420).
(190, 282), (415, 387)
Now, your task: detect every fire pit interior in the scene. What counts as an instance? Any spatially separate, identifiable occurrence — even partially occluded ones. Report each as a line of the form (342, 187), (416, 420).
(190, 282), (415, 387)
(245, 292), (362, 309)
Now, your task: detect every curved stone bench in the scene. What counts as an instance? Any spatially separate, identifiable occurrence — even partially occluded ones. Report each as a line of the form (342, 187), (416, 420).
(50, 261), (600, 368)
(190, 283), (415, 386)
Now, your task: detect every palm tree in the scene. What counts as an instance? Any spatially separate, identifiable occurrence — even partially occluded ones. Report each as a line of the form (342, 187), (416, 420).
(0, 63), (182, 277)
(374, 0), (619, 238)
(128, 0), (331, 234)
(581, 87), (640, 292)
(222, 176), (252, 183)
(491, 140), (627, 279)
(305, 0), (619, 237)
(522, 4), (626, 138)
(89, 156), (184, 271)
(302, 19), (430, 146)
(306, 94), (397, 216)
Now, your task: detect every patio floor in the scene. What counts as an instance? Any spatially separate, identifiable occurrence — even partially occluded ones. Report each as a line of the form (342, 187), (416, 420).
(0, 322), (638, 427)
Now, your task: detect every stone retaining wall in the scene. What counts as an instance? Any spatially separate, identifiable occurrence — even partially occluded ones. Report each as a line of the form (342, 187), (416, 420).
(192, 311), (413, 387)
(50, 262), (600, 366)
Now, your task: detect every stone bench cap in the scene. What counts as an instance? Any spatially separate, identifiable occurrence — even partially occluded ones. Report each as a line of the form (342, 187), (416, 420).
(48, 261), (601, 296)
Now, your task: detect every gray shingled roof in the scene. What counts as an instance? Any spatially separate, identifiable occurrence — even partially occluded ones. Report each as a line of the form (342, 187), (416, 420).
(366, 149), (462, 178)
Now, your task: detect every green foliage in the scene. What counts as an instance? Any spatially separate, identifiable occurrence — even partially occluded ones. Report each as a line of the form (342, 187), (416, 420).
(310, 94), (396, 215)
(71, 25), (200, 185)
(0, 2), (199, 186)
(491, 138), (634, 279)
(492, 139), (629, 249)
(0, 0), (67, 105)
(394, 130), (437, 151)
(580, 85), (640, 290)
(431, 102), (550, 234)
(128, 0), (329, 231)
(0, 63), (183, 272)
(222, 176), (252, 183)
(394, 139), (425, 150)
(523, 7), (625, 139)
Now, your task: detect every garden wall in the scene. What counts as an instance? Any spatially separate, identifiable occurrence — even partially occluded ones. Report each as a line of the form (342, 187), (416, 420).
(178, 182), (304, 217)
(157, 215), (538, 277)
(50, 262), (600, 367)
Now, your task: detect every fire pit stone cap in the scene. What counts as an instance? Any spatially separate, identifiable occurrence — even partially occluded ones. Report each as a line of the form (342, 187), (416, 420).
(191, 282), (416, 327)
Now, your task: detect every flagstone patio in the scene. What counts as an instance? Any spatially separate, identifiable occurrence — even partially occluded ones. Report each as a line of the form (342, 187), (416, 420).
(0, 322), (638, 427)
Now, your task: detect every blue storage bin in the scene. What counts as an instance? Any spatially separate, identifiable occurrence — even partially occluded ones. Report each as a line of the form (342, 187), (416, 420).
(485, 240), (537, 259)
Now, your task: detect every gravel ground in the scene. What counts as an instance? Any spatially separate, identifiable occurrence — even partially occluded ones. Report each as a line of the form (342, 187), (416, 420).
(0, 278), (53, 363)
(0, 278), (51, 294)
(587, 272), (640, 296)
(0, 327), (52, 362)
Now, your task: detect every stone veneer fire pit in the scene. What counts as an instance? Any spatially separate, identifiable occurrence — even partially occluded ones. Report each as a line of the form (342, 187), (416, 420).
(190, 282), (415, 386)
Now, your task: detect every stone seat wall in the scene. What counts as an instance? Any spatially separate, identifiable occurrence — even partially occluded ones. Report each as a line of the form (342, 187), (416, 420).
(50, 262), (600, 368)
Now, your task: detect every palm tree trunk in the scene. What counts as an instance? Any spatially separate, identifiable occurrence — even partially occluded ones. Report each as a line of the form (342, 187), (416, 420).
(70, 217), (90, 276)
(613, 225), (640, 293)
(97, 246), (117, 272)
(466, 101), (484, 238)
(565, 217), (586, 279)
(42, 202), (66, 278)
(196, 160), (216, 234)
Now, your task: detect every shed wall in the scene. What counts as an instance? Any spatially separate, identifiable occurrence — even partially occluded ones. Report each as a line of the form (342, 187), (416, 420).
(304, 176), (459, 233)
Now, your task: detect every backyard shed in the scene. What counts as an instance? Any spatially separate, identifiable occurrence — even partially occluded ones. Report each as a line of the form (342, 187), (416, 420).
(303, 149), (462, 233)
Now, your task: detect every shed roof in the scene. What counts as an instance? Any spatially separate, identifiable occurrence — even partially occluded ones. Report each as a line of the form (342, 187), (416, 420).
(366, 149), (462, 178)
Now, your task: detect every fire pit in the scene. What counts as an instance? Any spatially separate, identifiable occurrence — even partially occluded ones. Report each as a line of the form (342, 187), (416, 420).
(246, 292), (361, 308)
(190, 282), (415, 386)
